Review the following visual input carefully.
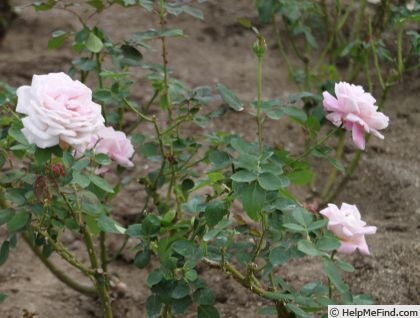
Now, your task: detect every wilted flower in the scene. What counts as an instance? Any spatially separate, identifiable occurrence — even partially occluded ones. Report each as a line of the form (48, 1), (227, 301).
(89, 126), (135, 168)
(320, 203), (377, 255)
(322, 82), (389, 150)
(16, 72), (104, 149)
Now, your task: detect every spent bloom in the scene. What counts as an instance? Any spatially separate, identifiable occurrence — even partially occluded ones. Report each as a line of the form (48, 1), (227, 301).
(320, 203), (377, 255)
(16, 72), (104, 149)
(89, 126), (135, 168)
(322, 82), (389, 150)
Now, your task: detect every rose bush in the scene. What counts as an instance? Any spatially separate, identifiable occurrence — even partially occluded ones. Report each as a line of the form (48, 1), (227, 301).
(0, 1), (415, 318)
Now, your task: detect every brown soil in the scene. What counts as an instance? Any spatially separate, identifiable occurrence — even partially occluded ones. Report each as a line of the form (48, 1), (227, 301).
(0, 1), (419, 317)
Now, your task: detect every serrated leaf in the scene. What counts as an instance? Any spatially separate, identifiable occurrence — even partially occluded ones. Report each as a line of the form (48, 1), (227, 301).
(231, 170), (257, 182)
(0, 241), (10, 266)
(48, 30), (68, 49)
(257, 173), (289, 191)
(297, 240), (323, 256)
(97, 215), (126, 234)
(89, 175), (114, 193)
(85, 32), (103, 53)
(239, 182), (265, 220)
(216, 83), (244, 111)
(197, 305), (220, 318)
(7, 211), (30, 232)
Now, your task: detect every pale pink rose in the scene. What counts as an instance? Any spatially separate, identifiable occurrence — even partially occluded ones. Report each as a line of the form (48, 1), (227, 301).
(320, 203), (377, 255)
(89, 126), (134, 168)
(16, 72), (104, 149)
(322, 82), (389, 150)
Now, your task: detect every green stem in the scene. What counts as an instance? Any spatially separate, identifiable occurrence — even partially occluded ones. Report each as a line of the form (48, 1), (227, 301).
(159, 0), (172, 124)
(22, 233), (97, 297)
(369, 18), (385, 90)
(291, 126), (341, 165)
(256, 50), (264, 152)
(82, 226), (113, 318)
(272, 17), (293, 75)
(397, 25), (404, 76)
(321, 131), (346, 199)
(99, 231), (107, 272)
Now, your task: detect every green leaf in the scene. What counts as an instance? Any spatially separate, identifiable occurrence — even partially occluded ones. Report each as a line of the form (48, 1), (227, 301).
(7, 211), (30, 232)
(0, 209), (14, 226)
(239, 182), (265, 220)
(134, 249), (151, 268)
(147, 270), (163, 287)
(194, 288), (215, 306)
(323, 258), (349, 295)
(97, 215), (126, 234)
(141, 215), (161, 236)
(87, 0), (105, 12)
(48, 30), (68, 49)
(172, 240), (196, 257)
(185, 269), (198, 282)
(292, 207), (312, 227)
(297, 240), (323, 256)
(0, 241), (10, 266)
(160, 28), (184, 37)
(231, 170), (257, 183)
(269, 246), (289, 266)
(316, 236), (341, 252)
(0, 293), (7, 304)
(257, 173), (289, 191)
(182, 5), (204, 20)
(72, 171), (91, 188)
(283, 106), (307, 122)
(286, 303), (310, 318)
(172, 281), (190, 299)
(216, 83), (244, 111)
(307, 219), (327, 231)
(85, 32), (104, 53)
(146, 295), (162, 318)
(94, 89), (113, 103)
(208, 150), (231, 168)
(205, 200), (228, 228)
(89, 175), (114, 193)
(283, 223), (306, 232)
(336, 259), (355, 272)
(288, 170), (314, 185)
(35, 147), (52, 165)
(197, 305), (220, 318)
(95, 153), (112, 166)
(8, 127), (29, 145)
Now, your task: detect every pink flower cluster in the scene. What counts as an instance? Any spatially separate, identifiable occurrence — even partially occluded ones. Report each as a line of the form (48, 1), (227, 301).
(320, 203), (377, 255)
(323, 82), (389, 150)
(16, 73), (134, 168)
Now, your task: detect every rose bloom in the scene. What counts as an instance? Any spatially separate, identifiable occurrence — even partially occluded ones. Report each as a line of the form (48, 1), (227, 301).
(322, 82), (389, 150)
(320, 203), (377, 255)
(16, 72), (104, 149)
(89, 126), (135, 168)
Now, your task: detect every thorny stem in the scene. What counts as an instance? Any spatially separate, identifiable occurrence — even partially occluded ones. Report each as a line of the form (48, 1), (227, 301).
(62, 189), (113, 317)
(159, 0), (172, 124)
(256, 46), (264, 152)
(100, 231), (107, 272)
(290, 126), (341, 165)
(397, 25), (405, 76)
(369, 18), (385, 90)
(21, 233), (97, 297)
(321, 131), (346, 199)
(202, 258), (293, 317)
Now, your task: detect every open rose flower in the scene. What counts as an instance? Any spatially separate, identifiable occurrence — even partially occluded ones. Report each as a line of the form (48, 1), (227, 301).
(89, 126), (135, 168)
(320, 203), (377, 255)
(16, 72), (104, 149)
(322, 82), (389, 150)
